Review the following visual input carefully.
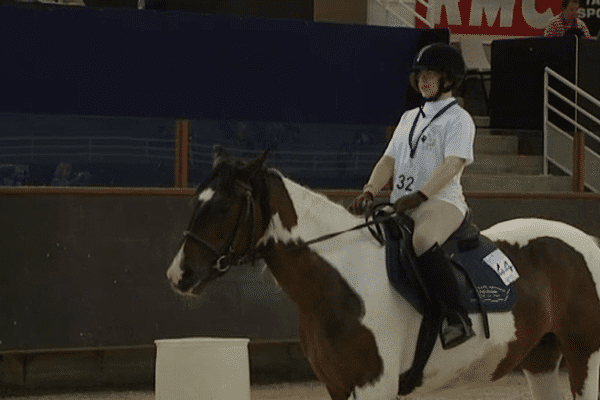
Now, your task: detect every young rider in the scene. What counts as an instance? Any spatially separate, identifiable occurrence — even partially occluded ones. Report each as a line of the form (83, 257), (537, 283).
(350, 43), (476, 349)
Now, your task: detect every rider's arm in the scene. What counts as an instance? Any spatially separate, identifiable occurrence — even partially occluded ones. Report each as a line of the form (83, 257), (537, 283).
(363, 155), (394, 197)
(420, 156), (465, 198)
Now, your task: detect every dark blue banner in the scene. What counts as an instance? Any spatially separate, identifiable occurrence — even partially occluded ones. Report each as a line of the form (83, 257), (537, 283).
(0, 5), (447, 124)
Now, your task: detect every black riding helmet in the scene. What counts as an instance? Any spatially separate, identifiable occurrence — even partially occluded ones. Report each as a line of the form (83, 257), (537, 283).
(409, 43), (466, 97)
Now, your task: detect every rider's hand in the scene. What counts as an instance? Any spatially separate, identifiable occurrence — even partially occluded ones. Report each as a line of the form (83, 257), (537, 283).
(348, 191), (374, 215)
(393, 191), (428, 214)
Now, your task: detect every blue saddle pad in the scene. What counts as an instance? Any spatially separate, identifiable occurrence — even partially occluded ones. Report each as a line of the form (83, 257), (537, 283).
(383, 216), (517, 315)
(447, 236), (517, 312)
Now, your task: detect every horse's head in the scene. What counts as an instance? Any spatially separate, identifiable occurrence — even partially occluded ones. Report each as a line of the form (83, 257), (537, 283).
(167, 147), (271, 296)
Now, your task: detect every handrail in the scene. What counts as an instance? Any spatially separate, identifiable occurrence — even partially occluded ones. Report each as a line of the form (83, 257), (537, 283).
(374, 0), (434, 28)
(543, 66), (600, 192)
(546, 67), (600, 110)
(188, 142), (381, 174)
(0, 136), (174, 163)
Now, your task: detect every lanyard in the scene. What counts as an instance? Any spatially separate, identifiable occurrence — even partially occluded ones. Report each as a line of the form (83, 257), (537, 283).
(408, 99), (458, 159)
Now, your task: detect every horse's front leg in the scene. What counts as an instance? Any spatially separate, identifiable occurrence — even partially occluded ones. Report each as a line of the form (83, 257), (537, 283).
(298, 313), (352, 399)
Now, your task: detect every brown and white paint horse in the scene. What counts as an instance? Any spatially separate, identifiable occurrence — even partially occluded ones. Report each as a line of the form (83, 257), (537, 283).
(167, 150), (600, 400)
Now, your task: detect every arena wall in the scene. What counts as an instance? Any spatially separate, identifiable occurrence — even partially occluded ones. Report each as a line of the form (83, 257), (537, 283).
(1, 188), (599, 353)
(0, 188), (598, 388)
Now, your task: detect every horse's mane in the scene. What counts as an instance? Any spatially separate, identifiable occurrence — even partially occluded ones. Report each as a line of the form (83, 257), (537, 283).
(195, 159), (244, 197)
(198, 156), (361, 236)
(266, 167), (360, 225)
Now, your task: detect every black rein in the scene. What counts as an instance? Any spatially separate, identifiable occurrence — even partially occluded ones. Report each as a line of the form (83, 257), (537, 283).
(184, 180), (395, 272)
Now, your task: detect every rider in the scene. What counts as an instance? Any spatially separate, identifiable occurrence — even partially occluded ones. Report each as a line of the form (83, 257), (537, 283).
(350, 43), (476, 349)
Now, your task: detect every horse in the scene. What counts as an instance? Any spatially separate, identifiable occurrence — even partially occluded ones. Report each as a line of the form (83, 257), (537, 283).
(167, 149), (600, 400)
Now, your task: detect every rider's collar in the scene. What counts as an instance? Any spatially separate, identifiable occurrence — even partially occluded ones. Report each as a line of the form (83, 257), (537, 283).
(421, 97), (456, 117)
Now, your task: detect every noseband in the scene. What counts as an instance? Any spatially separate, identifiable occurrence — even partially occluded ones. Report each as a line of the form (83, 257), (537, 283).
(183, 180), (257, 273)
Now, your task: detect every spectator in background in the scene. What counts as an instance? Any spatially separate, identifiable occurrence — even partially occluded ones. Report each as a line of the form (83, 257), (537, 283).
(544, 0), (592, 39)
(1, 164), (30, 186)
(0, 164), (16, 186)
(51, 162), (90, 186)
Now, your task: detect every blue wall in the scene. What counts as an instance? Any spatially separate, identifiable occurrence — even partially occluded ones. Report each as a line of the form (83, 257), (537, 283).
(0, 5), (447, 187)
(0, 5), (447, 124)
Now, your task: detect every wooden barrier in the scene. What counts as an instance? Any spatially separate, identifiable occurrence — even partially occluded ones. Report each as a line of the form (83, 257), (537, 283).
(1, 186), (599, 390)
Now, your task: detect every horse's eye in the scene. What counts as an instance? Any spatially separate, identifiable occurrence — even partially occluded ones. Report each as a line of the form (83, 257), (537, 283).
(216, 205), (230, 215)
(206, 202), (229, 216)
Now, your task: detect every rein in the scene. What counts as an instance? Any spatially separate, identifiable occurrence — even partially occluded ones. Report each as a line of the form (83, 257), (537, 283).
(292, 203), (395, 250)
(183, 177), (395, 272)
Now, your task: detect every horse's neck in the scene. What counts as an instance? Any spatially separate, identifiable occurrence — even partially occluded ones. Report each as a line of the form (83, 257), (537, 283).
(259, 174), (375, 318)
(278, 176), (359, 240)
(261, 243), (364, 319)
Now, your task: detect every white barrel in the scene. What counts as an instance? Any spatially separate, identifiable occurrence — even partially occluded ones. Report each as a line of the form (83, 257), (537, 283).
(155, 337), (250, 400)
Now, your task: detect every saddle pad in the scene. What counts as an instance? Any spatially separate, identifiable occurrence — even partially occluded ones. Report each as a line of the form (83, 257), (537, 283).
(385, 227), (517, 314)
(448, 235), (517, 313)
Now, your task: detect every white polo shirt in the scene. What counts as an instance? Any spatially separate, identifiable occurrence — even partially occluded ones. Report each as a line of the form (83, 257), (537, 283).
(384, 97), (475, 215)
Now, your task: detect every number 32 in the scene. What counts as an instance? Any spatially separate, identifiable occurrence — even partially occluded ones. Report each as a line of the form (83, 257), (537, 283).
(396, 174), (414, 192)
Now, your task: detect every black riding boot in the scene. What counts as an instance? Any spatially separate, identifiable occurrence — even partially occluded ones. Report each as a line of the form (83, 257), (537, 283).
(417, 243), (476, 350)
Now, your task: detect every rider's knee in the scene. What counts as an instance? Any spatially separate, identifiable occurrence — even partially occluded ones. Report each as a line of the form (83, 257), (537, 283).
(413, 233), (434, 257)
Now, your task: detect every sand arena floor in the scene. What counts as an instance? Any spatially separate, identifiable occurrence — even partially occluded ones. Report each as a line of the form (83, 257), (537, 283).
(4, 372), (574, 399)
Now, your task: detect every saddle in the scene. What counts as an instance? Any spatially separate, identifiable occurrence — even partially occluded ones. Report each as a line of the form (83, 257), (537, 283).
(370, 206), (518, 396)
(382, 211), (516, 316)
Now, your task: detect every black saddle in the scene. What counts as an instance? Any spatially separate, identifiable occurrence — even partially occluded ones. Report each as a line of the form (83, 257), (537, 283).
(378, 209), (516, 316)
(368, 206), (517, 396)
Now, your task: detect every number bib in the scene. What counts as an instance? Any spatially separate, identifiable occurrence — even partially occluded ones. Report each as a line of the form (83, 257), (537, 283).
(483, 249), (520, 285)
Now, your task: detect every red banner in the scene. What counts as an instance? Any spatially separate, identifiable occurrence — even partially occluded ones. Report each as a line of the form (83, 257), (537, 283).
(416, 0), (563, 36)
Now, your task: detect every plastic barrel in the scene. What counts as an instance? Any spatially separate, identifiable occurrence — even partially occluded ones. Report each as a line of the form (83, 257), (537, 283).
(154, 337), (250, 400)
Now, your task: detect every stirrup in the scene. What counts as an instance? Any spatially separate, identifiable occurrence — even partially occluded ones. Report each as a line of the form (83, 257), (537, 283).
(440, 315), (476, 350)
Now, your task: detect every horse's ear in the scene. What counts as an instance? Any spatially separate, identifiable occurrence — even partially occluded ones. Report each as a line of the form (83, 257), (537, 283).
(211, 145), (229, 168)
(242, 149), (271, 177)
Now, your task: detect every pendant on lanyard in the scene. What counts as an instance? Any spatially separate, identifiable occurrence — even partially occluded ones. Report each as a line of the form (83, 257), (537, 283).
(408, 100), (459, 159)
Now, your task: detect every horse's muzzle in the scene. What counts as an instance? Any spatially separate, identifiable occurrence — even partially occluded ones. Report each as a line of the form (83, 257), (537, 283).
(167, 247), (199, 295)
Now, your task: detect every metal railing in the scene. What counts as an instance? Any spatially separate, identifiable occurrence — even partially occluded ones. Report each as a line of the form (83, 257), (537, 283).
(0, 134), (381, 186)
(189, 143), (381, 177)
(544, 66), (600, 192)
(0, 136), (174, 164)
(374, 0), (434, 28)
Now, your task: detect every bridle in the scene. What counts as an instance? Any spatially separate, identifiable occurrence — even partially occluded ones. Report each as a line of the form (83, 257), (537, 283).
(183, 180), (257, 273)
(183, 178), (397, 275)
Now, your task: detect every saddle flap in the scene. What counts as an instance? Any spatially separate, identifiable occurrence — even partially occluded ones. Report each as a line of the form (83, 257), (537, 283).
(382, 210), (516, 314)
